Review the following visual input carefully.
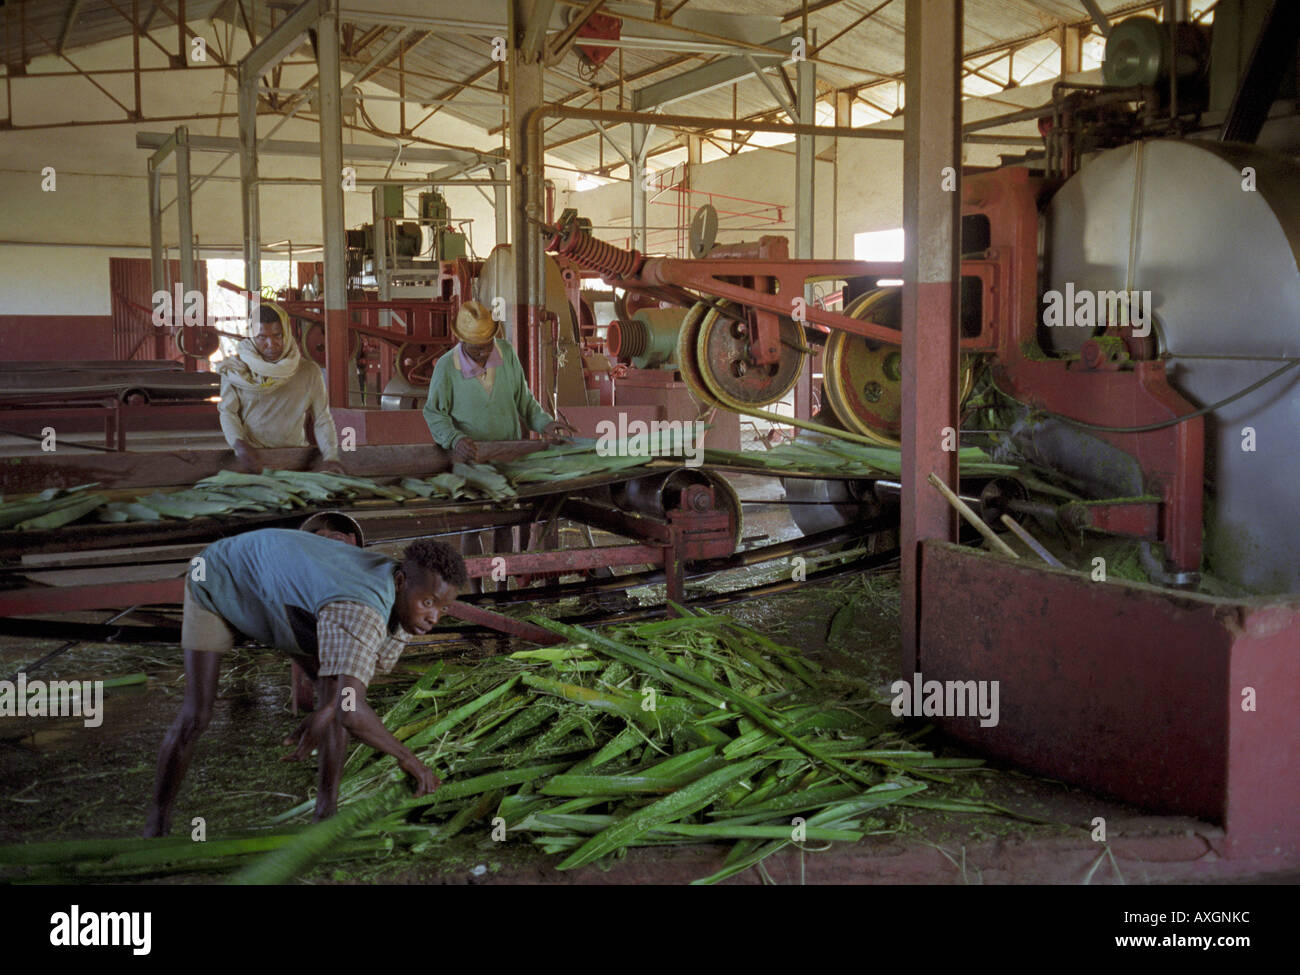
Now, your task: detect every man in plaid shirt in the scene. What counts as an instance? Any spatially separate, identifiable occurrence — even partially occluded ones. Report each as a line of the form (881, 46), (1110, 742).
(144, 528), (467, 837)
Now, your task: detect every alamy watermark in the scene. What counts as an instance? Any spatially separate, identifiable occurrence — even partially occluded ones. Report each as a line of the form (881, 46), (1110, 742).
(1043, 284), (1152, 337)
(595, 414), (706, 468)
(890, 672), (1000, 727)
(50, 906), (150, 955)
(0, 673), (103, 728)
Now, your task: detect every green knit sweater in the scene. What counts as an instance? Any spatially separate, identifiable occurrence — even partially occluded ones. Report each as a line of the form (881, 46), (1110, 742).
(422, 339), (554, 448)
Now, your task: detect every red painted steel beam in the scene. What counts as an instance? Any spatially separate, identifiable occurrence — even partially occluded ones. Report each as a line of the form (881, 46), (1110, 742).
(445, 600), (565, 644)
(0, 579), (185, 616)
(1062, 500), (1161, 539)
(462, 543), (663, 579)
(900, 0), (962, 675)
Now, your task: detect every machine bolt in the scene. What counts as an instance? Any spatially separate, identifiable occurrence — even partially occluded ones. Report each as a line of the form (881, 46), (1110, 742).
(863, 381), (884, 403)
(732, 360), (747, 378)
(882, 351), (903, 382)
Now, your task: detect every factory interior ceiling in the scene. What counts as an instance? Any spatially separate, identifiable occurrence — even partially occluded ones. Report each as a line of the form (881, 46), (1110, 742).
(0, 0), (1202, 174)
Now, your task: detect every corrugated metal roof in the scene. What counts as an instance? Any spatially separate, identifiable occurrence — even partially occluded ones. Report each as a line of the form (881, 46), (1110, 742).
(4, 0), (1186, 173)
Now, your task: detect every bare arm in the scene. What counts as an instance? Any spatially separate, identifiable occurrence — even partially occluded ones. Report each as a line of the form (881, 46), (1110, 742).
(335, 676), (440, 794)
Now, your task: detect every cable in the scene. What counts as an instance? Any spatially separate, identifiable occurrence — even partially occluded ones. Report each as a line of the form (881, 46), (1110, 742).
(990, 359), (1300, 434)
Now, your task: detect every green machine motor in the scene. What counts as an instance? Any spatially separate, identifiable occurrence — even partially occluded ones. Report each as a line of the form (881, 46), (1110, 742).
(419, 190), (467, 261)
(607, 307), (686, 370)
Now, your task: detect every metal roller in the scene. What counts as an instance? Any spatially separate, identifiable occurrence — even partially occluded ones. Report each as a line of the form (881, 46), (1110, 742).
(1044, 139), (1300, 592)
(782, 475), (881, 537)
(380, 374), (427, 411)
(613, 469), (743, 549)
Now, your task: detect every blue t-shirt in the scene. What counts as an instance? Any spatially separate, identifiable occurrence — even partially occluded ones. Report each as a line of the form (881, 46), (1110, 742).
(190, 528), (397, 652)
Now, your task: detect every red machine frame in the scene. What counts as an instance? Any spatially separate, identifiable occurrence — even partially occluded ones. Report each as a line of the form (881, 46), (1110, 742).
(547, 165), (1204, 571)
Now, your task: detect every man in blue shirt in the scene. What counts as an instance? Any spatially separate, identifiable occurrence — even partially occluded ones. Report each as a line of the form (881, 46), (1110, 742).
(143, 528), (466, 837)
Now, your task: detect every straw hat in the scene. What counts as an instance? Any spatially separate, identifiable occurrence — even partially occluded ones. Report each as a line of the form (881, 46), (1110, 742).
(453, 300), (501, 344)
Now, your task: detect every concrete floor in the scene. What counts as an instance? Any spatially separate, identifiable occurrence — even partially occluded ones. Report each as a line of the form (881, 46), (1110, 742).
(0, 468), (1295, 884)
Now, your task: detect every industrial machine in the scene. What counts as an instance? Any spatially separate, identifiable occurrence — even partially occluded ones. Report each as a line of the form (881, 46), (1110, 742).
(527, 3), (1300, 858)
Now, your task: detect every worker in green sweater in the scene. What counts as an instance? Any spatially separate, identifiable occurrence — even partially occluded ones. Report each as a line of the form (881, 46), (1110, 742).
(423, 300), (574, 461)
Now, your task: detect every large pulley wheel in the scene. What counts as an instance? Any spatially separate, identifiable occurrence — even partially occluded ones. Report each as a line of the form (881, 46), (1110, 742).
(174, 325), (220, 359)
(695, 300), (807, 407)
(675, 301), (721, 409)
(822, 288), (975, 446)
(398, 343), (444, 387)
(301, 321), (358, 367)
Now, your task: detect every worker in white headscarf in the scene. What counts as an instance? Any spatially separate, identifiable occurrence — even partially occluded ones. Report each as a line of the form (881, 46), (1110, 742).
(217, 301), (344, 474)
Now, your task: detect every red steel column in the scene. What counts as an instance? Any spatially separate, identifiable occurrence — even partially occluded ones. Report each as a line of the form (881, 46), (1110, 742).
(901, 0), (962, 674)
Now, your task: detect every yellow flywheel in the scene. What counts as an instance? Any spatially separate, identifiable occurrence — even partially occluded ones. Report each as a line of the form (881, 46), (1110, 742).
(822, 288), (975, 446)
(675, 301), (722, 410)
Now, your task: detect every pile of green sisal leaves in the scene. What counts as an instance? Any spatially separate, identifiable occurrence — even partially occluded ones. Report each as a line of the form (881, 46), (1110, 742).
(0, 609), (1014, 885)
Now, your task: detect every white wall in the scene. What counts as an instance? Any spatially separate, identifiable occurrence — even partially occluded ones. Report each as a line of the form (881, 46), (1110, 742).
(0, 25), (509, 315)
(560, 150), (835, 257)
(0, 245), (114, 315)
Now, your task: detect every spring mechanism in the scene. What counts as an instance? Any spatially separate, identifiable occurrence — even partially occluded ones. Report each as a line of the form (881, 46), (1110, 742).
(553, 227), (643, 279)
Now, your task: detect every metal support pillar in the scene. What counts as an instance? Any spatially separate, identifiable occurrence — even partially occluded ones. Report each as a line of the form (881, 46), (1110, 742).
(176, 126), (196, 371)
(630, 122), (648, 250)
(1059, 25), (1084, 76)
(686, 134), (703, 167)
(901, 0), (962, 674)
(832, 90), (853, 258)
(148, 127), (197, 364)
(509, 0), (546, 398)
(794, 59), (815, 260)
(237, 71), (261, 297)
(492, 161), (510, 247)
(237, 0), (326, 304)
(148, 160), (164, 295)
(176, 127), (194, 300)
(318, 0), (349, 408)
(794, 57), (816, 422)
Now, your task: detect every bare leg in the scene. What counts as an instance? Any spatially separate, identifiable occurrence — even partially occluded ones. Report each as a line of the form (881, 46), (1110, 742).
(313, 676), (347, 821)
(289, 659), (316, 713)
(143, 649), (221, 837)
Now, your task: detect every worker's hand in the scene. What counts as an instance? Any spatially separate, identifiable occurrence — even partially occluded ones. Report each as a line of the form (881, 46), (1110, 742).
(398, 755), (442, 797)
(281, 705), (338, 761)
(452, 437), (478, 463)
(233, 440), (265, 474)
(315, 459), (346, 475)
(543, 421), (577, 442)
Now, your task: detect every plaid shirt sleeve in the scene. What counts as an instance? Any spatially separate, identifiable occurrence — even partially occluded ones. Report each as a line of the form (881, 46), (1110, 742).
(316, 602), (410, 686)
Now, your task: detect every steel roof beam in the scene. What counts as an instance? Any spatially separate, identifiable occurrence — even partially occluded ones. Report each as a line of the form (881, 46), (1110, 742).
(633, 31), (798, 111)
